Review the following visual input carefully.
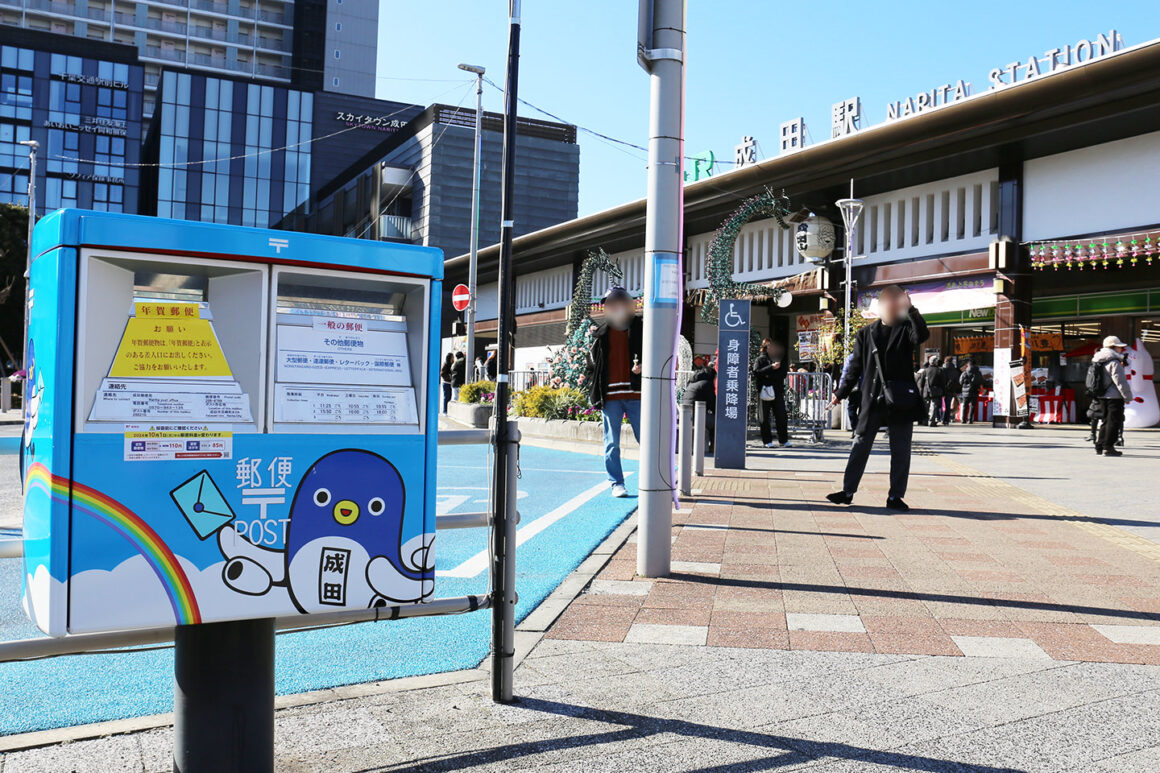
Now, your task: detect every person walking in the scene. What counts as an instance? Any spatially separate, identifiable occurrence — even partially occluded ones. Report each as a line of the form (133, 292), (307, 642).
(587, 286), (643, 497)
(752, 338), (789, 448)
(939, 356), (958, 424)
(449, 351), (467, 402)
(917, 356), (945, 427)
(1091, 335), (1132, 456)
(826, 285), (928, 511)
(959, 359), (983, 423)
(439, 352), (455, 413)
(680, 365), (716, 453)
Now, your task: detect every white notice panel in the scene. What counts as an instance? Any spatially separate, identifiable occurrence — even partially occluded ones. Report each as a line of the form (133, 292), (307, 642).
(90, 379), (253, 423)
(275, 322), (410, 387)
(273, 384), (418, 425)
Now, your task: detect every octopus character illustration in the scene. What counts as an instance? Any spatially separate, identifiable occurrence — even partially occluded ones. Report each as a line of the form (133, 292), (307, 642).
(218, 449), (434, 612)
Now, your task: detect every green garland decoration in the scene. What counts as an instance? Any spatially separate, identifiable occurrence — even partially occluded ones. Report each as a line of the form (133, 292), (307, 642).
(549, 249), (625, 394)
(701, 188), (794, 323)
(565, 248), (623, 337)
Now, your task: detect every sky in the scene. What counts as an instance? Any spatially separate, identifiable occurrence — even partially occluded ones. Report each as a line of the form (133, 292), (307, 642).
(377, 1), (1160, 218)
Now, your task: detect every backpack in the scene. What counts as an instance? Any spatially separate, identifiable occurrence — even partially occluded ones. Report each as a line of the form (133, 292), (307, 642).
(1085, 359), (1109, 398)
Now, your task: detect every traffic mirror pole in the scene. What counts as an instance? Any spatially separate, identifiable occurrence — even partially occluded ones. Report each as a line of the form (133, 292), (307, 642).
(636, 0), (686, 578)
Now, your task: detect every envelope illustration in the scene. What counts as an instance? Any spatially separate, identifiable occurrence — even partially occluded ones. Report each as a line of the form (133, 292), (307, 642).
(171, 469), (236, 540)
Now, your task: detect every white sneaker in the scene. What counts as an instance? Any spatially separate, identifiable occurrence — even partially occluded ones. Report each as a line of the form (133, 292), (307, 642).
(781, 441), (793, 448)
(611, 484), (628, 498)
(764, 442), (776, 449)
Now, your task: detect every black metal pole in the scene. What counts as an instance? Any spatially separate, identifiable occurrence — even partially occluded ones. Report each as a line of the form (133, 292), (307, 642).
(174, 618), (275, 773)
(490, 0), (521, 705)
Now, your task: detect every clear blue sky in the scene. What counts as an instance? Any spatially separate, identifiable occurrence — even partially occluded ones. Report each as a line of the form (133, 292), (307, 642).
(377, 1), (1160, 218)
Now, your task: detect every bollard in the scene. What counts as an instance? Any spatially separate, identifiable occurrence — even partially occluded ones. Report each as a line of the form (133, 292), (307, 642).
(693, 401), (706, 477)
(1, 377), (10, 412)
(678, 404), (692, 496)
(174, 618), (274, 773)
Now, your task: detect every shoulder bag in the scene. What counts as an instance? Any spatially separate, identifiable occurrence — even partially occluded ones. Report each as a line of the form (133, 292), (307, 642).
(871, 335), (921, 415)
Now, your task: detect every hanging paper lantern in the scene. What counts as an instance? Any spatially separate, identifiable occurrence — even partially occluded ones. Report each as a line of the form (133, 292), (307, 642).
(1145, 235), (1155, 266)
(1115, 239), (1126, 268)
(794, 214), (836, 263)
(1050, 243), (1062, 270)
(1063, 243), (1075, 270)
(1100, 241), (1111, 269)
(1130, 237), (1140, 267)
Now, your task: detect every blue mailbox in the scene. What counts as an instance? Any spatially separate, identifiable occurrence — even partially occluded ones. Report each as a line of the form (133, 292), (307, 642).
(22, 210), (442, 636)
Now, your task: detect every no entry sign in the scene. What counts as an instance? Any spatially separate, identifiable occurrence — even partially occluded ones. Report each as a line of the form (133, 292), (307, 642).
(451, 284), (471, 312)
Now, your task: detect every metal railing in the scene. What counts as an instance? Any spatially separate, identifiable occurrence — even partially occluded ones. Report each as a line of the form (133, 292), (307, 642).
(0, 424), (520, 703)
(785, 372), (832, 442)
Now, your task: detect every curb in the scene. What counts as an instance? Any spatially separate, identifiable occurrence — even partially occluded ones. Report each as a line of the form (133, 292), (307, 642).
(0, 510), (640, 753)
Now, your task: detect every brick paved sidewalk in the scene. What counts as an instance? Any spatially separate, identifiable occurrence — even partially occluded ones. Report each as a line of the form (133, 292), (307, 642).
(548, 427), (1160, 664)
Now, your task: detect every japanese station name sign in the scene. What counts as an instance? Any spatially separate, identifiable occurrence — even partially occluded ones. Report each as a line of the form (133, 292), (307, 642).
(777, 29), (1126, 154)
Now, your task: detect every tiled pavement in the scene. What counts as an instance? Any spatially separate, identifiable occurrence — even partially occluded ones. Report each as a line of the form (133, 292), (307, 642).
(548, 426), (1160, 665)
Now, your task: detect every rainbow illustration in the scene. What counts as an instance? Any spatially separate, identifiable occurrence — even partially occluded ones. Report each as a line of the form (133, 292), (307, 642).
(25, 463), (201, 625)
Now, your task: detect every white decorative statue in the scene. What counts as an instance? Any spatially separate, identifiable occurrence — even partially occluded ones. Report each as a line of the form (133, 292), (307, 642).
(1124, 338), (1160, 428)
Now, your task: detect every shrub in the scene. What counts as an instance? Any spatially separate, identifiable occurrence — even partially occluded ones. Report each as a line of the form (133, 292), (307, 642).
(458, 380), (495, 404)
(513, 385), (596, 421)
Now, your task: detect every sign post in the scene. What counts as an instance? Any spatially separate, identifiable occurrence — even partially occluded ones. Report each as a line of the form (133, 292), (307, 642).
(714, 299), (750, 469)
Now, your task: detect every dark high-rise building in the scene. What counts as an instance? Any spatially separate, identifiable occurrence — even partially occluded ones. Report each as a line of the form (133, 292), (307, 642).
(280, 104), (581, 260)
(140, 68), (421, 227)
(0, 27), (143, 214)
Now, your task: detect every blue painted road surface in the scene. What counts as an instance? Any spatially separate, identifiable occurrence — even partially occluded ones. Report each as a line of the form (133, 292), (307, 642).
(0, 443), (637, 736)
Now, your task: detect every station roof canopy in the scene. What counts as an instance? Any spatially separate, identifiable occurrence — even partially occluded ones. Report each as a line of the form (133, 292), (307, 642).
(447, 38), (1160, 283)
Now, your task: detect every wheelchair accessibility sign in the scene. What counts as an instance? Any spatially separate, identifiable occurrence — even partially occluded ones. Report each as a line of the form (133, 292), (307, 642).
(123, 424), (233, 461)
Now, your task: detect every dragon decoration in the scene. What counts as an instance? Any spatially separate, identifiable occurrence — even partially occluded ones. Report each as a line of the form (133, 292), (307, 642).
(701, 188), (795, 323)
(549, 249), (624, 392)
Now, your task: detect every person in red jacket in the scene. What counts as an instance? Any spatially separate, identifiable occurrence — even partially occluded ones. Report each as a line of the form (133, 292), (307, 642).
(586, 287), (643, 498)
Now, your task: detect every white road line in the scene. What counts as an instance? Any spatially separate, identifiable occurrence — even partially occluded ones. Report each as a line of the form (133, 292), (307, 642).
(436, 473), (633, 579)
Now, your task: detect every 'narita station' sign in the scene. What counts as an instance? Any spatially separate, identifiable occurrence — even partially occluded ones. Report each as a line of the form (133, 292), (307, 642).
(773, 29), (1127, 155)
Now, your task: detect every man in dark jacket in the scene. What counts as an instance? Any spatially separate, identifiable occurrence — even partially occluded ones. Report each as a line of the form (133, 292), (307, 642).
(587, 286), (643, 497)
(939, 357), (959, 425)
(916, 356), (944, 427)
(826, 285), (928, 511)
(681, 366), (716, 452)
(959, 359), (983, 424)
(449, 351), (467, 400)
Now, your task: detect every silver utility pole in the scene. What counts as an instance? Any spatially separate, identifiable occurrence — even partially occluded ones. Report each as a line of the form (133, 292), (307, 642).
(458, 63), (485, 376)
(636, 0), (685, 578)
(18, 139), (37, 380)
(836, 179), (864, 433)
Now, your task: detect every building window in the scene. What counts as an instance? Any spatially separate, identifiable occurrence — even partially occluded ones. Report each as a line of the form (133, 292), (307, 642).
(335, 22), (341, 31)
(332, 77), (339, 86)
(334, 50), (340, 59)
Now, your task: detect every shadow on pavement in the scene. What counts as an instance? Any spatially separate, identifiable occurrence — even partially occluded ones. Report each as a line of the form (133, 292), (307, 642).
(361, 697), (1025, 772)
(667, 574), (1160, 623)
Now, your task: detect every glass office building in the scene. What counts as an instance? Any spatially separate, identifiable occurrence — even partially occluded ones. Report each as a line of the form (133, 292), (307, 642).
(145, 69), (310, 226)
(0, 28), (143, 213)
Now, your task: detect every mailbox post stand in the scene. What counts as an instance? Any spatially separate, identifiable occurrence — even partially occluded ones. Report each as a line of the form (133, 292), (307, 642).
(174, 618), (275, 773)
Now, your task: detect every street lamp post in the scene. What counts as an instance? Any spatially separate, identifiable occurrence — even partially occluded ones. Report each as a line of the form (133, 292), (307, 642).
(836, 180), (864, 433)
(458, 63), (485, 380)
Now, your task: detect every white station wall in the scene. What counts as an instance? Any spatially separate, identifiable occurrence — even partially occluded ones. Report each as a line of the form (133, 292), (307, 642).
(1023, 131), (1160, 241)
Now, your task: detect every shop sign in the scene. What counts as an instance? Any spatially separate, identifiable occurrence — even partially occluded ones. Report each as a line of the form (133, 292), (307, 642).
(1027, 332), (1063, 351)
(858, 276), (995, 319)
(796, 313), (826, 333)
(993, 349), (1011, 416)
(954, 336), (991, 356)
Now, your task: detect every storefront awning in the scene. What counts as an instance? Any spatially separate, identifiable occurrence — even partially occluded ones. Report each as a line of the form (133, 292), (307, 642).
(685, 269), (823, 306)
(858, 275), (995, 319)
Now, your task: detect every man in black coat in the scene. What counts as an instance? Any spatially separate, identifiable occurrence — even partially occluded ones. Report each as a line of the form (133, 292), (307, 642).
(680, 366), (716, 452)
(827, 285), (929, 511)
